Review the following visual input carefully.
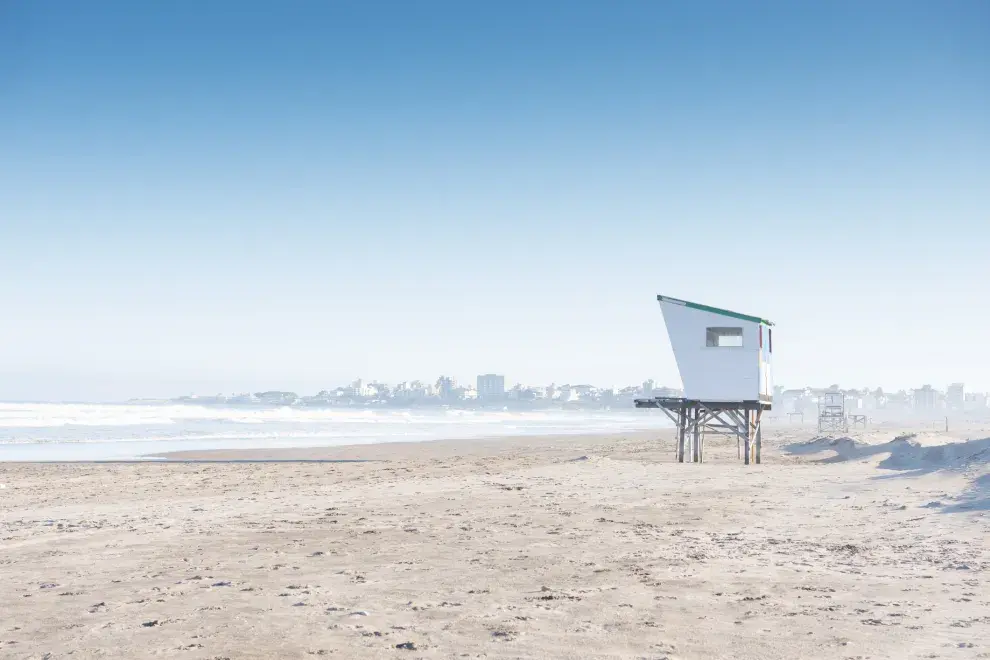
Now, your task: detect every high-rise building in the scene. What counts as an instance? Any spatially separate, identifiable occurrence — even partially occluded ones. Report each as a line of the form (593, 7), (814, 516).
(913, 385), (937, 410)
(476, 374), (505, 399)
(947, 383), (965, 410)
(436, 376), (457, 400)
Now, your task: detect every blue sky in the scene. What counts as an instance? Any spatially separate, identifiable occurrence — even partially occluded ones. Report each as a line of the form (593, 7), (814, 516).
(2, 1), (988, 401)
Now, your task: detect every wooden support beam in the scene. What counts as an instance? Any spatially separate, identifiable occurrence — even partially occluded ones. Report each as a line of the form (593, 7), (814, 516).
(651, 398), (768, 466)
(698, 412), (705, 464)
(755, 409), (763, 464)
(743, 409), (752, 466)
(692, 406), (700, 463)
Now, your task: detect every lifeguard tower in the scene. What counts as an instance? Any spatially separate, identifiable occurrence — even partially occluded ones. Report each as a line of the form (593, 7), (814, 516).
(635, 294), (774, 465)
(817, 392), (848, 434)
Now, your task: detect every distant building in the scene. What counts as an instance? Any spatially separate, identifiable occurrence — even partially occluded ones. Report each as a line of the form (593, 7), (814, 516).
(345, 379), (369, 397)
(507, 384), (542, 401)
(913, 385), (937, 411)
(254, 391), (299, 405)
(883, 390), (910, 410)
(573, 384), (595, 399)
(947, 383), (965, 410)
(436, 376), (457, 400)
(869, 388), (887, 409)
(477, 374), (505, 399)
(654, 386), (682, 398)
(965, 392), (988, 409)
(395, 380), (433, 399)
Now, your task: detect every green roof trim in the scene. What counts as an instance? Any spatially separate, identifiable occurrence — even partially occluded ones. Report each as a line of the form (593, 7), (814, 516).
(657, 295), (774, 326)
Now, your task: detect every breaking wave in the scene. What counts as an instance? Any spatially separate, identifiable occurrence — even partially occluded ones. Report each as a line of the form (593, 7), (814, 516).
(0, 402), (669, 460)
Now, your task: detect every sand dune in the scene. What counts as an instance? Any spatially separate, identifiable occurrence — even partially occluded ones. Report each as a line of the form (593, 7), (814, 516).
(788, 432), (990, 470)
(2, 427), (989, 659)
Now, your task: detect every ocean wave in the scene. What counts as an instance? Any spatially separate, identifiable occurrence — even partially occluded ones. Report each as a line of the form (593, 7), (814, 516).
(0, 402), (657, 429)
(0, 402), (670, 460)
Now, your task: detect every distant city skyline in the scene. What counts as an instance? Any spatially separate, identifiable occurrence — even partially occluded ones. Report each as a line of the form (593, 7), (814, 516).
(167, 376), (986, 404)
(2, 1), (988, 401)
(148, 377), (990, 417)
(1, 370), (987, 405)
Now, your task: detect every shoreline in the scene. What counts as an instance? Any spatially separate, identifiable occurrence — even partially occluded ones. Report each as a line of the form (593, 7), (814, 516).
(4, 420), (988, 464)
(145, 430), (662, 462)
(0, 429), (669, 464)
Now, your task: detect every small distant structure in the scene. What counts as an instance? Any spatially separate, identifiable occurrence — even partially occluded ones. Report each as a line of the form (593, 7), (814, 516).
(817, 392), (848, 434)
(849, 414), (868, 429)
(635, 294), (774, 465)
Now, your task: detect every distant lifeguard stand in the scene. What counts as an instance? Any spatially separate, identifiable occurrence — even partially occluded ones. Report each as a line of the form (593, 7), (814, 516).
(817, 392), (848, 434)
(635, 295), (773, 465)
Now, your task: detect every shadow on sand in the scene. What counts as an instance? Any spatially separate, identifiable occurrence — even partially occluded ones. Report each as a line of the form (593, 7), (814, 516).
(941, 473), (990, 513)
(783, 434), (990, 513)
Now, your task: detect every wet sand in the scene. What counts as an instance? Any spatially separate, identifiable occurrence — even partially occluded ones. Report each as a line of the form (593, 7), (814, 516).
(2, 427), (989, 659)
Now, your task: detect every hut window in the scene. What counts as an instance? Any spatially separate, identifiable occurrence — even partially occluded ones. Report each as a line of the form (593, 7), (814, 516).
(768, 328), (772, 353)
(706, 327), (743, 347)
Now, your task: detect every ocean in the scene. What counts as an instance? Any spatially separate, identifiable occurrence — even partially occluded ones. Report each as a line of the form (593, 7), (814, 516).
(0, 402), (670, 461)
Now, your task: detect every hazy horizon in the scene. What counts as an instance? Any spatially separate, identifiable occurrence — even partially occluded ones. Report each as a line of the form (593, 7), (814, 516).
(3, 1), (988, 401)
(0, 376), (980, 406)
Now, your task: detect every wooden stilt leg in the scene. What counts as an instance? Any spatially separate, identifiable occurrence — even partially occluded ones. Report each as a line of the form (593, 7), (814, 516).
(698, 412), (704, 464)
(744, 409), (752, 466)
(684, 407), (689, 463)
(692, 407), (700, 463)
(755, 409), (763, 465)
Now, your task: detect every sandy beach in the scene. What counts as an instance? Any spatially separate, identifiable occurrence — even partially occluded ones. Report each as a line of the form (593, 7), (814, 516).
(2, 426), (989, 659)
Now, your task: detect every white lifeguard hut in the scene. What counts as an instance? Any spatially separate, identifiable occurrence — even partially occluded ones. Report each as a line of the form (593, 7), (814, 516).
(636, 294), (775, 465)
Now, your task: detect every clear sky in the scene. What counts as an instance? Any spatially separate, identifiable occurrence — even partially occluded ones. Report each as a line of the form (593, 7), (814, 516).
(2, 1), (988, 401)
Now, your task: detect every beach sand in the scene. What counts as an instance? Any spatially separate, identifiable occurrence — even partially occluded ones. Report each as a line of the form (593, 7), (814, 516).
(2, 426), (989, 659)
